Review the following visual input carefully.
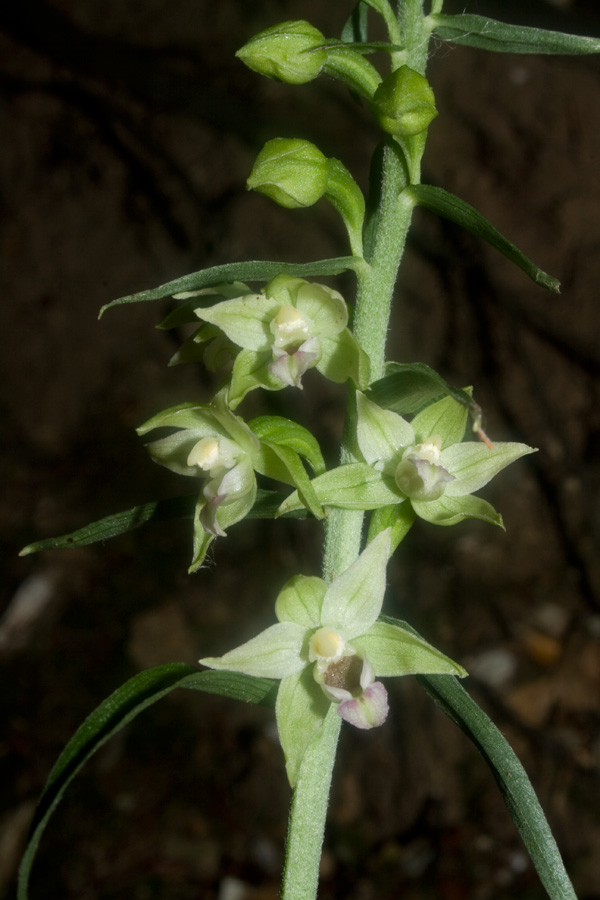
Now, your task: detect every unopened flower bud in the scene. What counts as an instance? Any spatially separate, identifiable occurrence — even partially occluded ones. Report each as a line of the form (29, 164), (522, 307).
(370, 66), (437, 137)
(236, 20), (327, 85)
(247, 138), (329, 209)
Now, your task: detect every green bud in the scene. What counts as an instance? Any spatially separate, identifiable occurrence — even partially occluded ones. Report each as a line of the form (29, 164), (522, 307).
(370, 66), (437, 137)
(236, 20), (328, 85)
(247, 138), (329, 209)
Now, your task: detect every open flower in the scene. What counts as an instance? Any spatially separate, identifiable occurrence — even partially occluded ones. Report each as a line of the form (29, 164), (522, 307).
(200, 529), (466, 785)
(278, 391), (536, 549)
(193, 274), (369, 407)
(355, 391), (536, 528)
(137, 389), (326, 571)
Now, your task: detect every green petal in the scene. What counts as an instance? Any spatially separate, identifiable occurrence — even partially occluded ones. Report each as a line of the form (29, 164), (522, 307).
(353, 620), (467, 677)
(196, 294), (279, 350)
(144, 431), (205, 477)
(295, 282), (348, 335)
(276, 669), (330, 788)
(199, 622), (307, 679)
(411, 393), (470, 448)
(442, 442), (536, 497)
(275, 575), (327, 627)
(412, 493), (504, 528)
(356, 391), (414, 465)
(277, 463), (402, 515)
(321, 528), (391, 639)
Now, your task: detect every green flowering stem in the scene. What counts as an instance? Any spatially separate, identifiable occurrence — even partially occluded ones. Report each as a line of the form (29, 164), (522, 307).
(280, 706), (342, 900)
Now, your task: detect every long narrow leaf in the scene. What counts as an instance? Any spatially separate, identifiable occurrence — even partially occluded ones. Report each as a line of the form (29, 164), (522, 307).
(414, 673), (576, 898)
(408, 184), (560, 292)
(18, 664), (277, 900)
(431, 14), (600, 56)
(100, 257), (361, 316)
(19, 490), (307, 556)
(368, 361), (475, 416)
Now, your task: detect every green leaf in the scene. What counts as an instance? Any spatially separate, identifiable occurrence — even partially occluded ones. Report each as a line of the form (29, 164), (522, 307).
(100, 258), (361, 317)
(430, 13), (600, 56)
(17, 665), (276, 900)
(341, 1), (369, 44)
(157, 282), (251, 329)
(368, 361), (477, 417)
(277, 463), (402, 516)
(276, 669), (330, 788)
(408, 184), (560, 293)
(19, 496), (196, 556)
(416, 668), (578, 900)
(248, 416), (326, 475)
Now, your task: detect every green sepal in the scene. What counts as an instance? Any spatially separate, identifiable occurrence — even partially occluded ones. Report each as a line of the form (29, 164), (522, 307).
(411, 493), (504, 528)
(136, 402), (217, 437)
(354, 620), (467, 678)
(277, 463), (402, 516)
(157, 282), (251, 330)
(408, 184), (560, 293)
(411, 391), (470, 448)
(257, 440), (324, 520)
(430, 13), (600, 56)
(276, 669), (330, 788)
(443, 442), (536, 498)
(367, 502), (416, 552)
(229, 348), (284, 408)
(17, 664), (276, 900)
(99, 258), (361, 316)
(368, 361), (477, 418)
(248, 415), (326, 475)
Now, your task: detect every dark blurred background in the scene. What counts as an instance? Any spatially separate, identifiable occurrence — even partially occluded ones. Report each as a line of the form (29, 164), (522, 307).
(1, 1), (600, 898)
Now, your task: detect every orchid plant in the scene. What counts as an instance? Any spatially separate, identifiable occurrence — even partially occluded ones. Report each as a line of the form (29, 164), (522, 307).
(18, 3), (600, 900)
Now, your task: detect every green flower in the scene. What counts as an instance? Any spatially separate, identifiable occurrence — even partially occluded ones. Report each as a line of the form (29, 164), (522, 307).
(277, 391), (536, 549)
(200, 530), (466, 785)
(194, 274), (369, 407)
(137, 390), (326, 571)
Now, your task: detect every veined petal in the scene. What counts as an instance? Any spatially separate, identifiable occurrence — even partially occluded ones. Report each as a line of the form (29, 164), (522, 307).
(356, 391), (415, 465)
(353, 621), (467, 677)
(321, 529), (391, 639)
(196, 294), (279, 350)
(276, 669), (330, 787)
(199, 621), (307, 679)
(275, 575), (327, 627)
(441, 442), (536, 496)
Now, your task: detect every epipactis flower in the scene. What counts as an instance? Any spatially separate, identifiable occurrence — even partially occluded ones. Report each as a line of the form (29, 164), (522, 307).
(277, 391), (536, 550)
(137, 389), (326, 571)
(200, 529), (466, 786)
(193, 274), (369, 407)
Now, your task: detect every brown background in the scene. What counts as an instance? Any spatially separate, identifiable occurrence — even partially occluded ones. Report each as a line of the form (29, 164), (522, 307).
(1, 1), (600, 898)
